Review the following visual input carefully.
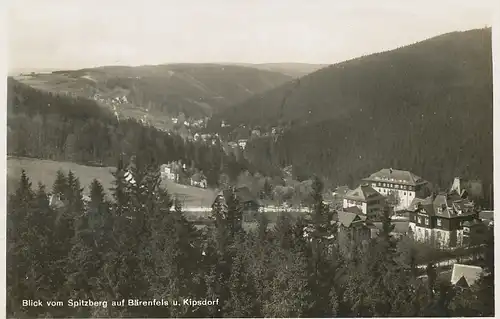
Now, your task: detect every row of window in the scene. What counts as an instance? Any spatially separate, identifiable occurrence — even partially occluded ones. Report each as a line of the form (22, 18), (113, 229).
(346, 199), (362, 206)
(417, 216), (442, 226)
(373, 182), (415, 191)
(378, 188), (408, 196)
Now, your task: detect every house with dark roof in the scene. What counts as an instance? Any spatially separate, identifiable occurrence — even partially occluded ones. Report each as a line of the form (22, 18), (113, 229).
(363, 168), (430, 211)
(407, 192), (482, 248)
(342, 184), (387, 217)
(334, 210), (377, 257)
(450, 264), (483, 289)
(212, 186), (263, 215)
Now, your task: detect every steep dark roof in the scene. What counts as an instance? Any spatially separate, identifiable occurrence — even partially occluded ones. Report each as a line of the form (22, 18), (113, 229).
(409, 193), (476, 219)
(343, 206), (364, 216)
(433, 193), (476, 218)
(409, 196), (435, 216)
(344, 184), (382, 202)
(337, 211), (365, 228)
(451, 264), (482, 287)
(363, 168), (426, 186)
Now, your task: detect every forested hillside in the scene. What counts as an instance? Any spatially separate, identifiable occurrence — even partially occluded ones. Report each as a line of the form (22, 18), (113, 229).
(227, 63), (328, 78)
(14, 63), (293, 121)
(7, 78), (253, 188)
(215, 28), (493, 204)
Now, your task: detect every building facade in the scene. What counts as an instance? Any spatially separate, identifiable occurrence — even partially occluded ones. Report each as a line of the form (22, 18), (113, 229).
(343, 184), (387, 217)
(407, 192), (481, 248)
(363, 168), (429, 211)
(335, 210), (377, 258)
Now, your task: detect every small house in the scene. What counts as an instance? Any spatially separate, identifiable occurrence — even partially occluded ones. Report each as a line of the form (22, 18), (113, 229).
(450, 264), (483, 289)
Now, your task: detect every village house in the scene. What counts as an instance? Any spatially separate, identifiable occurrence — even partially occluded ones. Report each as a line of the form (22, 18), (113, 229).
(160, 162), (181, 182)
(238, 139), (248, 150)
(407, 191), (482, 249)
(342, 184), (388, 218)
(334, 209), (378, 257)
(211, 186), (263, 221)
(190, 172), (208, 189)
(363, 168), (430, 211)
(450, 264), (483, 289)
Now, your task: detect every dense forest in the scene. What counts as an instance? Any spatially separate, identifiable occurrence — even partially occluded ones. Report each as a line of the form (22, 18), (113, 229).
(7, 165), (495, 318)
(7, 78), (254, 187)
(214, 29), (493, 206)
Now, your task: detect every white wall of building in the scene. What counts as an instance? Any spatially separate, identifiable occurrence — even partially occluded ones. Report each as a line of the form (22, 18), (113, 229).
(370, 183), (416, 211)
(409, 222), (452, 248)
(343, 198), (368, 215)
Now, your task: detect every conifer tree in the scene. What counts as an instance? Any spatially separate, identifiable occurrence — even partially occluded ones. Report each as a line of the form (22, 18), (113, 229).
(52, 169), (68, 197)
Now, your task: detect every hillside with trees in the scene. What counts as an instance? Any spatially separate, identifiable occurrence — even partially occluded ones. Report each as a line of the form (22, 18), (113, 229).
(13, 63), (293, 122)
(7, 78), (255, 189)
(226, 62), (328, 78)
(7, 167), (494, 317)
(212, 28), (493, 206)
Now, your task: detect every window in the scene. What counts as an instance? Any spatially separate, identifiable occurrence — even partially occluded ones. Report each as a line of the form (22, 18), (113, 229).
(425, 218), (429, 226)
(437, 219), (442, 227)
(404, 192), (407, 196)
(418, 217), (422, 224)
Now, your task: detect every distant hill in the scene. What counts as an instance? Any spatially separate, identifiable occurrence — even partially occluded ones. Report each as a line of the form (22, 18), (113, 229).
(215, 28), (493, 204)
(12, 63), (293, 128)
(226, 63), (328, 78)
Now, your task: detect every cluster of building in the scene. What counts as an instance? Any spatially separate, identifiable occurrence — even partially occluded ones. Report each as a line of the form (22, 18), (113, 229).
(160, 162), (208, 189)
(334, 168), (490, 250)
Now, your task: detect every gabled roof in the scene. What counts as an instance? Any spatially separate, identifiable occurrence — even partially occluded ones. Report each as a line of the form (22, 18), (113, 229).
(451, 264), (483, 287)
(344, 184), (382, 202)
(343, 206), (365, 216)
(409, 196), (435, 216)
(433, 193), (476, 218)
(337, 211), (364, 228)
(363, 168), (426, 186)
(410, 193), (476, 219)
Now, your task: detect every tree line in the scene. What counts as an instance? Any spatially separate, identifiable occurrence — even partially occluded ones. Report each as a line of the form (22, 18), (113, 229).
(7, 159), (494, 318)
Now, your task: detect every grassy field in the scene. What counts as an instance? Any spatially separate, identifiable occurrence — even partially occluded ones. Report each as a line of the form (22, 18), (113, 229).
(7, 157), (216, 207)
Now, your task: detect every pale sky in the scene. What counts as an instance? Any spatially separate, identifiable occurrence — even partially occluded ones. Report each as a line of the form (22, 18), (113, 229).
(7, 0), (495, 71)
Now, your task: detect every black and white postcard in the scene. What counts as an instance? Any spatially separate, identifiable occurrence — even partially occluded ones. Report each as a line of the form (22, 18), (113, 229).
(3, 0), (497, 317)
